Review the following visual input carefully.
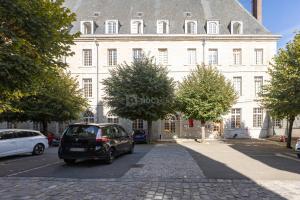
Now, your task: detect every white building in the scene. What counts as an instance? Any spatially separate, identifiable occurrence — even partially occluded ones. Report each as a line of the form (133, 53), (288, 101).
(2, 0), (289, 139)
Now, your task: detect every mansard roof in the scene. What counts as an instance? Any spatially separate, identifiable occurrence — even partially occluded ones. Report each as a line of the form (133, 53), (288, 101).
(64, 0), (271, 35)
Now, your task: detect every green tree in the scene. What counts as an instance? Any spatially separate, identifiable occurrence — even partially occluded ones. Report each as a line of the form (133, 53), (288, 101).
(0, 69), (87, 133)
(260, 33), (300, 148)
(0, 0), (78, 112)
(103, 56), (175, 142)
(177, 65), (237, 140)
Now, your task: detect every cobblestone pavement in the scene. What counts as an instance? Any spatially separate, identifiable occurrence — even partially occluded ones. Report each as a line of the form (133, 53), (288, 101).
(0, 143), (299, 199)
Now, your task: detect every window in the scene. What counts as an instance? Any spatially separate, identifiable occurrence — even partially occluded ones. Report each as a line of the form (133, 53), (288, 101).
(164, 115), (176, 133)
(157, 20), (169, 34)
(185, 20), (197, 34)
(233, 77), (242, 96)
(231, 109), (241, 128)
(108, 49), (117, 66)
(81, 21), (93, 34)
(83, 79), (92, 98)
(208, 49), (218, 65)
(107, 112), (119, 124)
(158, 49), (168, 65)
(131, 20), (143, 34)
(132, 119), (143, 130)
(207, 21), (219, 34)
(187, 49), (197, 65)
(233, 49), (242, 65)
(83, 49), (92, 66)
(105, 20), (118, 34)
(133, 48), (143, 61)
(253, 108), (263, 127)
(255, 49), (263, 65)
(274, 119), (282, 128)
(254, 76), (263, 96)
(231, 21), (243, 34)
(83, 110), (94, 123)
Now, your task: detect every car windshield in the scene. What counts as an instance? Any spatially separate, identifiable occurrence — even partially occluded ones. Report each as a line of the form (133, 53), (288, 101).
(64, 125), (99, 137)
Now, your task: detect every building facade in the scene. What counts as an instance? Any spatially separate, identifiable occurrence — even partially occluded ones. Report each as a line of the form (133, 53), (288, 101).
(1, 0), (287, 139)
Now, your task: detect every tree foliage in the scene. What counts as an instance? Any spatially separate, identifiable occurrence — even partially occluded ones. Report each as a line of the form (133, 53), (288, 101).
(176, 65), (237, 138)
(0, 69), (88, 133)
(103, 56), (175, 141)
(260, 33), (300, 148)
(0, 0), (78, 112)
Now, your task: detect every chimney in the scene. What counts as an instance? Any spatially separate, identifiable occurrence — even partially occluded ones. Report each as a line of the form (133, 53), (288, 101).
(252, 0), (262, 23)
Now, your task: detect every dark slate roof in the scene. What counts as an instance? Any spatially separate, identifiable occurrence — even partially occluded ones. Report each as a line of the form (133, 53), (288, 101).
(64, 0), (271, 35)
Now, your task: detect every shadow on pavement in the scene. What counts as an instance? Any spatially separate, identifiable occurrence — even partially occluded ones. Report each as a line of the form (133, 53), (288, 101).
(224, 139), (300, 175)
(181, 142), (287, 200)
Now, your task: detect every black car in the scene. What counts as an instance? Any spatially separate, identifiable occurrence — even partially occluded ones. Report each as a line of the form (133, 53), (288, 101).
(58, 123), (134, 164)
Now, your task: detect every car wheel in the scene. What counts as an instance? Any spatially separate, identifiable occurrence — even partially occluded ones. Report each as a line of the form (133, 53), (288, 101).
(32, 143), (45, 155)
(128, 144), (134, 154)
(105, 148), (115, 164)
(64, 159), (76, 165)
(297, 154), (300, 159)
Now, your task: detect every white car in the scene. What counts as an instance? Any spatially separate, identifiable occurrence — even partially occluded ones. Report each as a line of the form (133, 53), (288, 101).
(0, 129), (48, 158)
(296, 138), (300, 158)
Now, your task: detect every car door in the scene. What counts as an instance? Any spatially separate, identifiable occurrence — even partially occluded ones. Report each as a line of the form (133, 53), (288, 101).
(0, 131), (17, 157)
(110, 125), (123, 153)
(118, 126), (131, 152)
(14, 131), (31, 153)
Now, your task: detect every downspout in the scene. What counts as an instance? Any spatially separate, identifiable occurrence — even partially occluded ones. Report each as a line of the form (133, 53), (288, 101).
(202, 39), (206, 65)
(95, 38), (99, 123)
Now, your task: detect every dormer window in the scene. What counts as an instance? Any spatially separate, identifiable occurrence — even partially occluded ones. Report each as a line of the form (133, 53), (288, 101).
(207, 21), (219, 34)
(185, 20), (197, 34)
(105, 20), (118, 34)
(131, 20), (143, 34)
(157, 20), (169, 34)
(80, 21), (94, 34)
(231, 21), (243, 34)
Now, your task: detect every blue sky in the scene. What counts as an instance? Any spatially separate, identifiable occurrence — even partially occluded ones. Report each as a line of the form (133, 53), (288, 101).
(239, 0), (300, 49)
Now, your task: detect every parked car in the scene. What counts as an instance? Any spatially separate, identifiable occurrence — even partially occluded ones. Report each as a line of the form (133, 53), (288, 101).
(0, 129), (48, 158)
(295, 138), (300, 158)
(46, 132), (61, 147)
(58, 123), (134, 165)
(133, 130), (147, 143)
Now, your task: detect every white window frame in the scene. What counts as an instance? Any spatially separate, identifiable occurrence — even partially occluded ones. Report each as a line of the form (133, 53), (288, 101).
(105, 20), (118, 34)
(254, 49), (264, 65)
(185, 20), (197, 34)
(83, 78), (92, 98)
(132, 119), (143, 130)
(80, 21), (94, 35)
(208, 49), (218, 65)
(107, 112), (119, 124)
(231, 108), (241, 129)
(273, 119), (282, 128)
(157, 20), (169, 34)
(187, 48), (197, 65)
(233, 49), (242, 65)
(158, 48), (168, 65)
(82, 49), (92, 66)
(83, 110), (94, 123)
(131, 19), (143, 34)
(133, 48), (143, 61)
(253, 108), (263, 128)
(254, 76), (263, 96)
(233, 77), (242, 96)
(231, 21), (243, 34)
(108, 49), (117, 66)
(207, 21), (219, 34)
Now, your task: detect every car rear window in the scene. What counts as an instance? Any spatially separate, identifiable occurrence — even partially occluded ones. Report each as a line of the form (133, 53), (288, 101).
(64, 125), (99, 137)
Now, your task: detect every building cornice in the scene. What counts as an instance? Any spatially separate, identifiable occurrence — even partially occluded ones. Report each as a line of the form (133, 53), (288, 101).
(75, 34), (281, 42)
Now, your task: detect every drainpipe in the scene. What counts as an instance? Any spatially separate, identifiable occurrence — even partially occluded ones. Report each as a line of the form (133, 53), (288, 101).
(94, 38), (99, 123)
(202, 39), (206, 65)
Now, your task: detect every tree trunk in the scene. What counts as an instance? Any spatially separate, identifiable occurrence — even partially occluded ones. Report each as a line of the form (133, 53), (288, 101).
(201, 120), (205, 141)
(147, 120), (152, 144)
(286, 116), (295, 149)
(42, 120), (48, 135)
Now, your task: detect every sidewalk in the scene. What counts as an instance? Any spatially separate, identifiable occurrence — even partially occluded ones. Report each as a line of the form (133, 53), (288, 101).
(0, 142), (299, 199)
